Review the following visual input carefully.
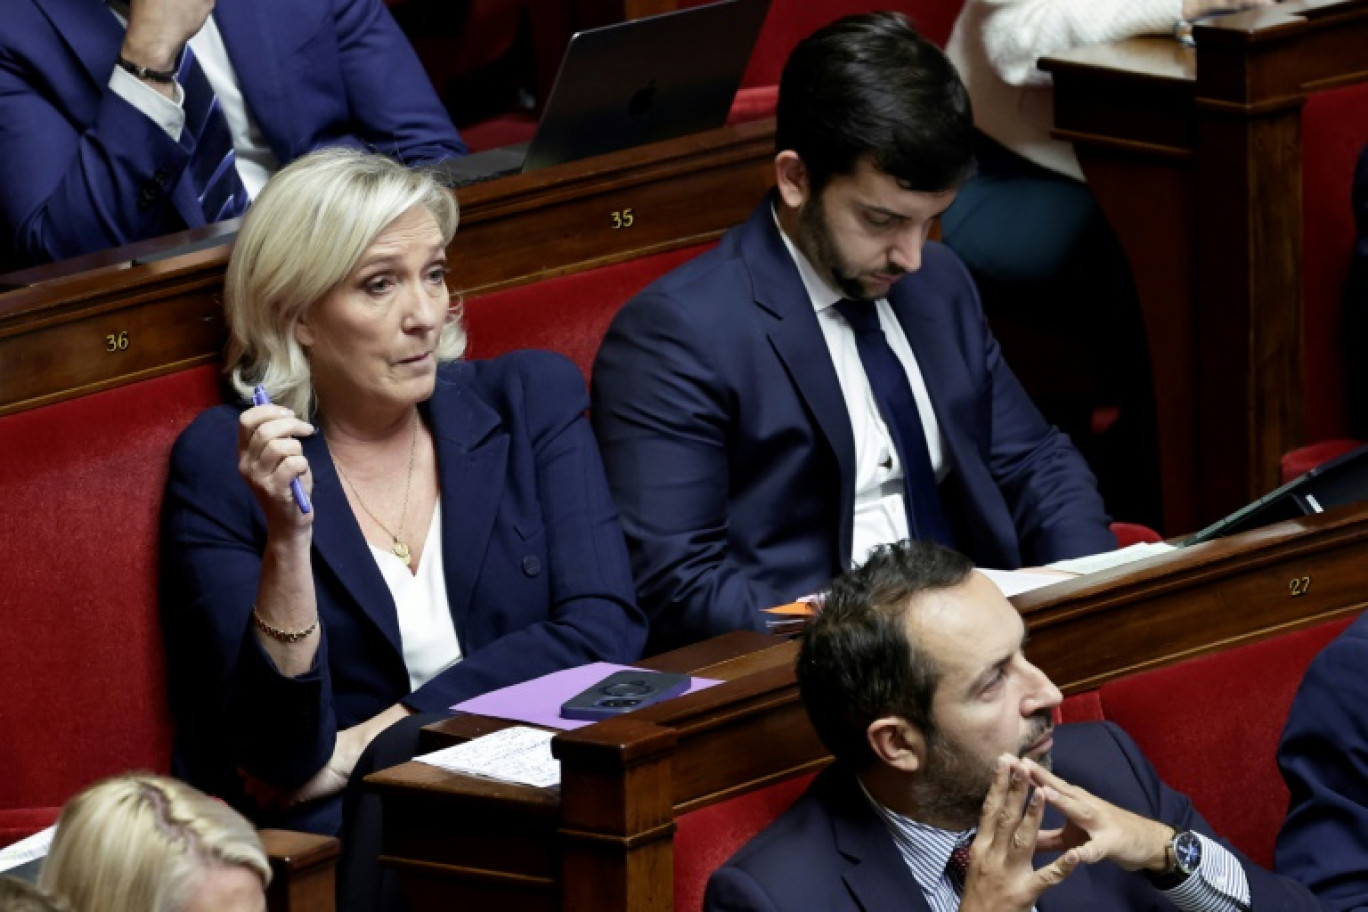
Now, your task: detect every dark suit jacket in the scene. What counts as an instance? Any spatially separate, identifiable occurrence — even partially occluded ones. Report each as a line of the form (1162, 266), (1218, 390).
(160, 353), (646, 834)
(0, 0), (466, 268)
(707, 722), (1320, 912)
(1277, 610), (1368, 911)
(591, 200), (1114, 650)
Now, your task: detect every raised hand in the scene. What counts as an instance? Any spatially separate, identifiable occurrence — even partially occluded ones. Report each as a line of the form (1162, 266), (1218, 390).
(238, 403), (316, 532)
(120, 0), (217, 72)
(1025, 758), (1173, 873)
(959, 756), (1080, 912)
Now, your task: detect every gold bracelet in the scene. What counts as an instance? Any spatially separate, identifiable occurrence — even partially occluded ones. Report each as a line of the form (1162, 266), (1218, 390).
(251, 607), (319, 643)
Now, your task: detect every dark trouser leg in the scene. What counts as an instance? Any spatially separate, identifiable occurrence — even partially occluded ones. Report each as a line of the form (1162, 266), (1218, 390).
(337, 711), (449, 912)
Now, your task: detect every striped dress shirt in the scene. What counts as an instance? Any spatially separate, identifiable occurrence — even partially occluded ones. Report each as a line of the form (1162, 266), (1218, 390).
(860, 781), (1251, 911)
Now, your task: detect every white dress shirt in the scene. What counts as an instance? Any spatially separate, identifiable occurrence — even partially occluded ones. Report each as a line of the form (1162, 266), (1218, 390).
(105, 5), (278, 198)
(773, 208), (946, 568)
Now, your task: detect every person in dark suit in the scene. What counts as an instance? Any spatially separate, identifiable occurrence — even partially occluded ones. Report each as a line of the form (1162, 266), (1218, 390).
(0, 0), (466, 269)
(160, 148), (645, 838)
(591, 12), (1114, 653)
(706, 540), (1320, 912)
(1275, 610), (1368, 910)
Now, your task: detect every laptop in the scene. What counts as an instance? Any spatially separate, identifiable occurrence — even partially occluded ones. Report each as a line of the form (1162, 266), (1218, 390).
(437, 0), (769, 187)
(1183, 441), (1368, 545)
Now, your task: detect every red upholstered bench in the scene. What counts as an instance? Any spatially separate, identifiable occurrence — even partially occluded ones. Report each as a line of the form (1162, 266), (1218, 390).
(0, 366), (222, 846)
(0, 367), (339, 908)
(1058, 617), (1353, 869)
(461, 243), (711, 376)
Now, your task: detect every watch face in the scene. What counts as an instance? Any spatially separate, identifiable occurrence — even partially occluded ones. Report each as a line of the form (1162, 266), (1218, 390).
(1174, 831), (1202, 875)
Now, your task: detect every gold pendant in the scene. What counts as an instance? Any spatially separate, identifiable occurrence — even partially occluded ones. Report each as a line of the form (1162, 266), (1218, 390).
(392, 539), (411, 567)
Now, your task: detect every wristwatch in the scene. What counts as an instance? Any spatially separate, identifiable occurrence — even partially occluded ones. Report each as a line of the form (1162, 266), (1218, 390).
(1144, 830), (1202, 890)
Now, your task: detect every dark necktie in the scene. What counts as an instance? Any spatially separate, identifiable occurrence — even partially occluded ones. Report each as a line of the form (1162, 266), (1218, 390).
(177, 43), (250, 222)
(947, 840), (972, 895)
(834, 298), (953, 547)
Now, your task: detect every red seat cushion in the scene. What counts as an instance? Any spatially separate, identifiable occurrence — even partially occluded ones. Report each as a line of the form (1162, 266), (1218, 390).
(0, 366), (223, 818)
(673, 773), (815, 912)
(1092, 618), (1351, 868)
(461, 244), (711, 380)
(1280, 438), (1363, 485)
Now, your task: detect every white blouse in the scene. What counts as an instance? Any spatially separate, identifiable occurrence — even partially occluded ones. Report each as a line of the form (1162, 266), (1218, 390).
(368, 501), (462, 692)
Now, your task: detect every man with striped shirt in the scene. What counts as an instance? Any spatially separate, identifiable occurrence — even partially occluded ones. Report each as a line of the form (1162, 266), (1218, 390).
(705, 540), (1319, 912)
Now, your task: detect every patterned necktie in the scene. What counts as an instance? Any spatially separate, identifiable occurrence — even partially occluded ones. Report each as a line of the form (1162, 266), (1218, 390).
(947, 840), (972, 895)
(834, 298), (953, 547)
(177, 42), (250, 222)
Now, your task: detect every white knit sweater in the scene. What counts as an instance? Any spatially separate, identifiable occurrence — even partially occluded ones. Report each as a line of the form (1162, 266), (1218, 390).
(946, 0), (1183, 180)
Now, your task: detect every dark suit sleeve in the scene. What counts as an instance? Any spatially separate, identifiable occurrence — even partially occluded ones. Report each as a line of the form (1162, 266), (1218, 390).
(0, 25), (197, 266)
(592, 292), (774, 646)
(1276, 622), (1368, 911)
(947, 250), (1115, 562)
(326, 0), (466, 163)
(1078, 722), (1322, 911)
(401, 353), (646, 713)
(705, 866), (784, 912)
(161, 408), (338, 790)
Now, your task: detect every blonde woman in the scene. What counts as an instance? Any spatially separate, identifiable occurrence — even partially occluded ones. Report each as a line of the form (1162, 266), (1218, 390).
(39, 774), (268, 912)
(160, 148), (646, 838)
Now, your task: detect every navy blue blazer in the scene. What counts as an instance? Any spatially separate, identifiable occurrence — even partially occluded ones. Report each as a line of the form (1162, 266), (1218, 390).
(0, 0), (466, 268)
(591, 200), (1114, 650)
(161, 353), (646, 834)
(1277, 610), (1368, 911)
(707, 722), (1320, 912)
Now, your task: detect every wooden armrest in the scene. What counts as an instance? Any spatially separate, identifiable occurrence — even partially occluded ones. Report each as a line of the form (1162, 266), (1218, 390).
(260, 829), (339, 912)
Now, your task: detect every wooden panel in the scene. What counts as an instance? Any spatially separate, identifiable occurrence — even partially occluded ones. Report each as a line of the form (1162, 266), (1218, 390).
(1041, 0), (1368, 532)
(0, 119), (776, 417)
(368, 502), (1368, 911)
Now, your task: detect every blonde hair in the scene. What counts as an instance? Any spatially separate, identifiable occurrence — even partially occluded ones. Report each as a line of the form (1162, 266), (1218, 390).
(224, 147), (464, 417)
(0, 877), (71, 912)
(38, 774), (270, 912)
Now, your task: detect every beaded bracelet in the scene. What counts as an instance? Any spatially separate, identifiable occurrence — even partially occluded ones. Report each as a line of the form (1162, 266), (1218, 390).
(251, 607), (319, 643)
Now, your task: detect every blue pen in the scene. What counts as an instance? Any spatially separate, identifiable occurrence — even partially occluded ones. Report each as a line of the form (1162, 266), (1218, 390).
(252, 385), (313, 514)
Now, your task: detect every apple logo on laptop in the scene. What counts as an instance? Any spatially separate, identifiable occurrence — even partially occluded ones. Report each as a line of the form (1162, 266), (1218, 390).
(628, 79), (657, 118)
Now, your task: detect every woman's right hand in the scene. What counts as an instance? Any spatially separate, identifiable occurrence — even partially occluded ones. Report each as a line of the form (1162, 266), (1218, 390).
(238, 404), (316, 531)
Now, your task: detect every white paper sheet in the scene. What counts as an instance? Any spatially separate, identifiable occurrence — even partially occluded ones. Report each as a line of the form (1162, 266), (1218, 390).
(415, 725), (561, 789)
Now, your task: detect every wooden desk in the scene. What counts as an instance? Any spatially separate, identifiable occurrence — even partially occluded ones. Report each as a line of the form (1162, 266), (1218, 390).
(1018, 500), (1368, 693)
(1041, 0), (1368, 532)
(0, 119), (776, 416)
(369, 631), (827, 912)
(367, 501), (1368, 910)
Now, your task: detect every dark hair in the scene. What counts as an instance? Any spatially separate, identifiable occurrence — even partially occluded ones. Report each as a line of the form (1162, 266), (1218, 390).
(775, 12), (974, 194)
(797, 540), (974, 769)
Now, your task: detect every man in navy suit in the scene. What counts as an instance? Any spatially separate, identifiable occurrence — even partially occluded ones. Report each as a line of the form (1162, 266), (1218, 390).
(591, 12), (1114, 652)
(706, 540), (1319, 912)
(1276, 610), (1368, 911)
(0, 0), (465, 269)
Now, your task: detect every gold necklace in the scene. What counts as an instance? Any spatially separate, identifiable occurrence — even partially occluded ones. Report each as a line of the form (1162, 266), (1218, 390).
(335, 412), (420, 567)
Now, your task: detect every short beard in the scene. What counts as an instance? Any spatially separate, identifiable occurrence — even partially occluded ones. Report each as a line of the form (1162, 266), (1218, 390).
(796, 193), (888, 302)
(910, 713), (1054, 831)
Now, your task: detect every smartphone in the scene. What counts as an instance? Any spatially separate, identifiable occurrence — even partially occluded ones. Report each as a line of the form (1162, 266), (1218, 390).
(559, 670), (692, 721)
